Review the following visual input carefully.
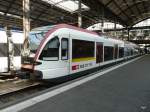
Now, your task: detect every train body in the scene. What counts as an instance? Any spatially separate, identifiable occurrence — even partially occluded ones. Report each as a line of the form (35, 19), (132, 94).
(21, 24), (141, 80)
(0, 28), (23, 72)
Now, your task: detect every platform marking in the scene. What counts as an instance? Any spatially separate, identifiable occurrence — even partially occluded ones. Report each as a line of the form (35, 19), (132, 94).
(0, 56), (143, 112)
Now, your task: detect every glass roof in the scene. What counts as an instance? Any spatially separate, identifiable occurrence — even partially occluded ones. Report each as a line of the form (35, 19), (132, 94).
(133, 18), (150, 27)
(42, 0), (89, 13)
(87, 22), (124, 30)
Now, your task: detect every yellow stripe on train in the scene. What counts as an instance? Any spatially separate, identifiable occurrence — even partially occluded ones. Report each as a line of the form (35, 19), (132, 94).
(72, 57), (96, 62)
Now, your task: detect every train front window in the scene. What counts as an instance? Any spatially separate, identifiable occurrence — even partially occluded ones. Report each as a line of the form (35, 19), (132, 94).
(29, 33), (45, 53)
(39, 37), (59, 61)
(29, 25), (56, 53)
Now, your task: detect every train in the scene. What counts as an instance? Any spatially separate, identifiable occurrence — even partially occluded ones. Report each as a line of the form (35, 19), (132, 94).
(0, 28), (23, 72)
(20, 24), (142, 80)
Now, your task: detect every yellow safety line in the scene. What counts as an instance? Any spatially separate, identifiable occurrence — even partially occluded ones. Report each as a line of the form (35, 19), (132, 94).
(72, 57), (95, 62)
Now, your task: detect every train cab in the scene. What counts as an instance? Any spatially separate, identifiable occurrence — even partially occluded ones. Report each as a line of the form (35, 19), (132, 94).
(21, 25), (70, 79)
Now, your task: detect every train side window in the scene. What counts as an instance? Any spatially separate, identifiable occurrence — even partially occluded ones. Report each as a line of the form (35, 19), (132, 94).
(61, 38), (68, 60)
(39, 37), (59, 61)
(114, 44), (118, 59)
(104, 46), (113, 61)
(72, 39), (94, 59)
(119, 47), (124, 58)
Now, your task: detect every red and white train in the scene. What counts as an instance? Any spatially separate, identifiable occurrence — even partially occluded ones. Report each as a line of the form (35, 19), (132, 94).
(20, 24), (141, 80)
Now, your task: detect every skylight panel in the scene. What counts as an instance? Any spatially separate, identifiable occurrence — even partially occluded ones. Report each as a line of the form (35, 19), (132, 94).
(133, 19), (150, 27)
(42, 0), (89, 12)
(87, 22), (124, 30)
(57, 1), (79, 12)
(42, 0), (62, 5)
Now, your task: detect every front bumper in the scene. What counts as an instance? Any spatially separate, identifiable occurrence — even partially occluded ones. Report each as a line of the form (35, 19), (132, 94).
(16, 69), (43, 80)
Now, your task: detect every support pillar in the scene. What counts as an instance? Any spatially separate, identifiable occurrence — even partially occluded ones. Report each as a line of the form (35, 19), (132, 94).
(101, 19), (104, 33)
(127, 29), (130, 41)
(23, 0), (30, 52)
(78, 0), (82, 27)
(5, 26), (15, 72)
(114, 22), (117, 37)
(101, 6), (104, 33)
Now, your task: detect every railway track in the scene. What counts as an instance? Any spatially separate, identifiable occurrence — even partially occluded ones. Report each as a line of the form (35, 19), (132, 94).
(0, 80), (40, 96)
(0, 73), (42, 96)
(0, 73), (15, 81)
(0, 80), (49, 107)
(0, 73), (42, 104)
(0, 75), (60, 108)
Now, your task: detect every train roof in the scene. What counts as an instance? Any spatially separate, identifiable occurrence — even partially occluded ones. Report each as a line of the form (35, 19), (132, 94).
(30, 24), (138, 47)
(30, 25), (56, 34)
(30, 24), (97, 35)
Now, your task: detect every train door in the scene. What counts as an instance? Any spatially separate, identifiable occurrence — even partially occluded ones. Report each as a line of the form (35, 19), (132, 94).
(96, 42), (103, 63)
(60, 37), (70, 75)
(114, 44), (118, 59)
(0, 30), (8, 72)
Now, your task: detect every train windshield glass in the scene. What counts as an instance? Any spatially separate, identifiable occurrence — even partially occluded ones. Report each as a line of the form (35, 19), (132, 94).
(29, 25), (56, 53)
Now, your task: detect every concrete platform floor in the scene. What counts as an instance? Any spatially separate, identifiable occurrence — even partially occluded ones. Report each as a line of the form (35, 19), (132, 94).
(2, 55), (150, 112)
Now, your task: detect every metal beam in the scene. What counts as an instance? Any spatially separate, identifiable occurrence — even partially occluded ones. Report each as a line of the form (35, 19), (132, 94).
(113, 0), (132, 21)
(78, 0), (82, 27)
(123, 0), (138, 20)
(132, 0), (143, 19)
(129, 40), (150, 44)
(142, 0), (147, 14)
(118, 1), (148, 15)
(4, 0), (17, 15)
(82, 0), (128, 26)
(105, 0), (114, 6)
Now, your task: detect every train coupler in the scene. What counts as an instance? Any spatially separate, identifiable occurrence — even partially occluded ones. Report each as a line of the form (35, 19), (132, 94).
(15, 70), (31, 79)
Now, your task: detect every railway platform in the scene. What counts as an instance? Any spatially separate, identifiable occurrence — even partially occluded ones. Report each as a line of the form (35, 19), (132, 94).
(1, 55), (150, 112)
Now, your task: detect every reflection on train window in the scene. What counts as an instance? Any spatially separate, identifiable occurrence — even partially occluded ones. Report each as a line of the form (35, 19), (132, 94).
(72, 39), (94, 59)
(124, 47), (129, 56)
(119, 47), (124, 58)
(104, 46), (113, 61)
(124, 48), (133, 56)
(61, 38), (68, 60)
(131, 49), (133, 55)
(39, 37), (59, 61)
(133, 49), (138, 55)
